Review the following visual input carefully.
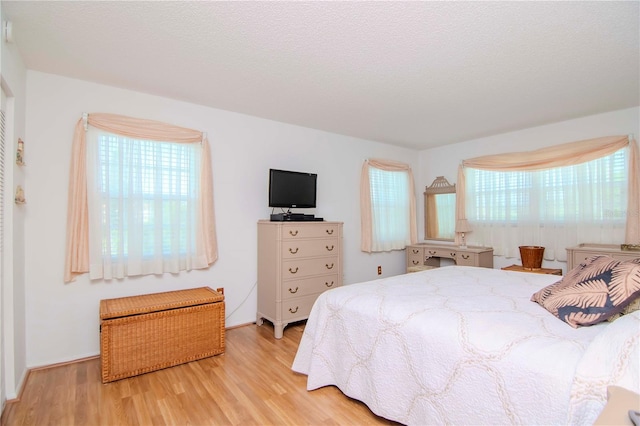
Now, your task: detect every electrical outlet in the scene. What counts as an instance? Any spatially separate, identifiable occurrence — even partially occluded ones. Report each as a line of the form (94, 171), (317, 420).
(377, 266), (382, 275)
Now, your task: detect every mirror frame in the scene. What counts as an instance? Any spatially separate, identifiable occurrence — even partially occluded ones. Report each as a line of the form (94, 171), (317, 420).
(424, 176), (456, 241)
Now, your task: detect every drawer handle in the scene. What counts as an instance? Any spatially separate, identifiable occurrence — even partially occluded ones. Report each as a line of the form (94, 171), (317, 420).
(326, 263), (334, 270)
(428, 250), (437, 255)
(289, 306), (299, 314)
(288, 286), (299, 294)
(288, 267), (299, 274)
(461, 254), (470, 260)
(325, 281), (334, 288)
(289, 247), (299, 254)
(412, 249), (420, 254)
(289, 230), (299, 236)
(450, 252), (456, 257)
(412, 260), (420, 265)
(326, 229), (334, 235)
(326, 245), (334, 251)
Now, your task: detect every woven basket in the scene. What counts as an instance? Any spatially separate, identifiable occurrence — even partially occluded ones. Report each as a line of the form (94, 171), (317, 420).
(100, 287), (225, 383)
(519, 246), (545, 270)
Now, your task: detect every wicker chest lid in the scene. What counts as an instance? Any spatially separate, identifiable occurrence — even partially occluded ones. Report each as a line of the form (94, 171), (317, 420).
(100, 286), (223, 320)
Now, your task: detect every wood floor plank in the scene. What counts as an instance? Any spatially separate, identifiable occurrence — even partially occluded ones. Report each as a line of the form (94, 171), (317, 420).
(2, 322), (400, 426)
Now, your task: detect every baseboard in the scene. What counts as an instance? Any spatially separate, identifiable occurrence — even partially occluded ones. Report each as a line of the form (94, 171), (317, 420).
(3, 369), (28, 405)
(0, 368), (29, 424)
(226, 321), (255, 330)
(29, 354), (100, 373)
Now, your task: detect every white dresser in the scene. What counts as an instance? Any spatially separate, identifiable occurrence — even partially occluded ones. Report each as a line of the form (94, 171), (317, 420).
(257, 220), (343, 338)
(566, 243), (640, 270)
(406, 243), (494, 272)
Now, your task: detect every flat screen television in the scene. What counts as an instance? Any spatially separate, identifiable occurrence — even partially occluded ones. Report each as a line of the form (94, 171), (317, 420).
(268, 169), (317, 209)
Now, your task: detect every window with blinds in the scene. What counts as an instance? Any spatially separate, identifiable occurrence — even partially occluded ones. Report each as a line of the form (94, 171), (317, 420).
(467, 148), (628, 225)
(86, 130), (202, 279)
(368, 167), (411, 251)
(95, 133), (199, 258)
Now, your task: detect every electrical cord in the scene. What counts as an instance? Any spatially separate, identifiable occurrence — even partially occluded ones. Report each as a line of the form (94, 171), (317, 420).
(225, 280), (257, 321)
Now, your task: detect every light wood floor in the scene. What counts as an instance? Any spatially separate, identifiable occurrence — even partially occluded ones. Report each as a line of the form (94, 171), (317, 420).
(1, 322), (400, 426)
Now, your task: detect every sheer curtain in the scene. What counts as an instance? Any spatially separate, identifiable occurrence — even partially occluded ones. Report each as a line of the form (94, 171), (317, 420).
(86, 129), (204, 279)
(456, 135), (639, 261)
(65, 113), (217, 282)
(360, 159), (417, 252)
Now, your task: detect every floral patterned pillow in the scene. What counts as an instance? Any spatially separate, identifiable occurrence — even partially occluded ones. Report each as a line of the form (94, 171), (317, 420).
(531, 255), (640, 328)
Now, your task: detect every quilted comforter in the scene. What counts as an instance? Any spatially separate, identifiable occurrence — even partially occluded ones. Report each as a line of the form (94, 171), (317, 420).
(292, 266), (640, 425)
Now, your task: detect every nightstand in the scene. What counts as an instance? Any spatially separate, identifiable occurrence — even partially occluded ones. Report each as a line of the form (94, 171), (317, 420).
(502, 264), (562, 276)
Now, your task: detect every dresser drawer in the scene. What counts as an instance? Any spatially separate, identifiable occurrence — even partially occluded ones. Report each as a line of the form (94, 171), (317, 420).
(407, 252), (424, 267)
(407, 246), (423, 266)
(281, 274), (339, 300)
(456, 252), (477, 266)
(424, 247), (457, 260)
(571, 252), (591, 268)
(281, 294), (318, 321)
(566, 244), (640, 270)
(572, 250), (639, 268)
(612, 252), (640, 262)
(283, 256), (340, 279)
(282, 238), (339, 259)
(282, 223), (340, 239)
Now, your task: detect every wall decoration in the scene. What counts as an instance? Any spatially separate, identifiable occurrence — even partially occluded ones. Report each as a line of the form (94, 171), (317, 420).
(16, 138), (25, 166)
(15, 185), (26, 204)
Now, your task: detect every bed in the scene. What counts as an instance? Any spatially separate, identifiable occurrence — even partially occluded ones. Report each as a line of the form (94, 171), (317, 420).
(291, 265), (640, 425)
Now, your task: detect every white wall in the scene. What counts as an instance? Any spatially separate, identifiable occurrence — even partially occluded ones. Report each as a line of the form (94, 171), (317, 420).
(0, 6), (28, 403)
(417, 107), (640, 271)
(23, 71), (417, 368)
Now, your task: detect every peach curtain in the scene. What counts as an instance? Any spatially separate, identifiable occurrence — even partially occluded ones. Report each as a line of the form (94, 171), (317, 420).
(455, 135), (640, 245)
(64, 113), (218, 283)
(360, 158), (418, 252)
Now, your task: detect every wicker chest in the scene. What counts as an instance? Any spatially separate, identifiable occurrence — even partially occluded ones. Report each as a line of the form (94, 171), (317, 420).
(100, 287), (225, 383)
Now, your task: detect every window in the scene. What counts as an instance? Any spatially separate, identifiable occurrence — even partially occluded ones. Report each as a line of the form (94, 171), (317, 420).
(360, 159), (417, 252)
(87, 130), (204, 279)
(65, 113), (217, 282)
(466, 148), (628, 259)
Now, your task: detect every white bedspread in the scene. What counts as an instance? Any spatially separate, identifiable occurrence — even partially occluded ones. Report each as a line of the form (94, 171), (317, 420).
(292, 266), (640, 425)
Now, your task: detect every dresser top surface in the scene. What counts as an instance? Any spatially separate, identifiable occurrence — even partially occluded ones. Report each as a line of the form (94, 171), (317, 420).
(258, 220), (343, 225)
(409, 243), (493, 252)
(567, 243), (633, 253)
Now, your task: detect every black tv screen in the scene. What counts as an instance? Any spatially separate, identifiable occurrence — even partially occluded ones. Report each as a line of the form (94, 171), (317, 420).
(269, 169), (317, 208)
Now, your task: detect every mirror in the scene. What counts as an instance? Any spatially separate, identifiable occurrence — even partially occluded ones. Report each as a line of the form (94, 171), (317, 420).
(424, 176), (456, 241)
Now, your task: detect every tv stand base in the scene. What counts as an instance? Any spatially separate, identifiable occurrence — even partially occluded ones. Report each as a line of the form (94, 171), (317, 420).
(270, 213), (321, 222)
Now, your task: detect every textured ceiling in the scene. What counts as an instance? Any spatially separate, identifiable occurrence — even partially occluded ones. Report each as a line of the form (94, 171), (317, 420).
(2, 1), (639, 150)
